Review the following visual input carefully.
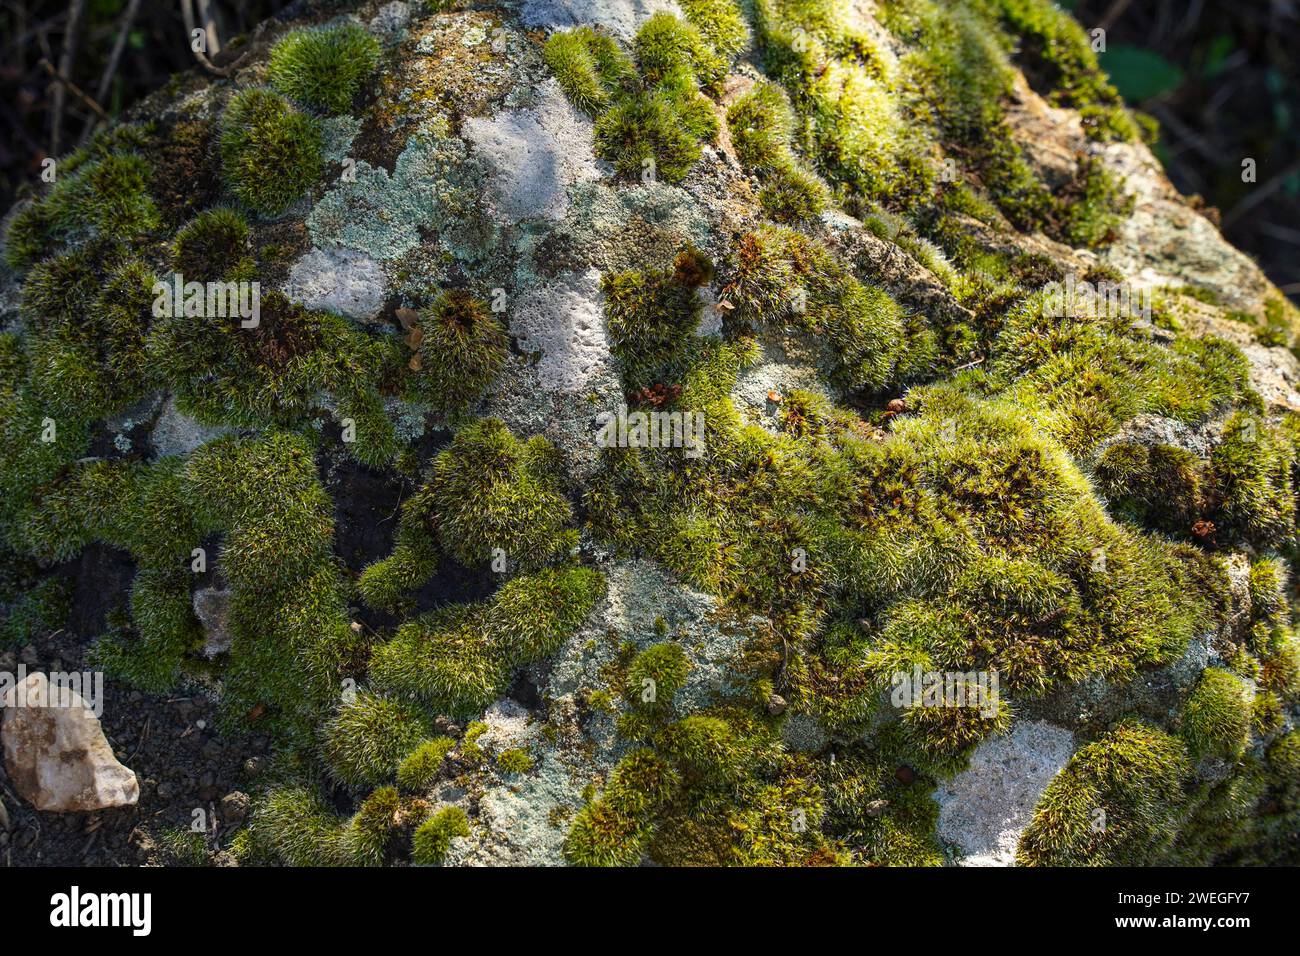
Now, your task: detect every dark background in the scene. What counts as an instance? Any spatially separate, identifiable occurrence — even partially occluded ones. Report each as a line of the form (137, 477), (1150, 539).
(1, 0), (1296, 302)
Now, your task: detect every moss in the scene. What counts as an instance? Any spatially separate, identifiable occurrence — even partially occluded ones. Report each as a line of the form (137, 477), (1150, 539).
(253, 785), (348, 867)
(404, 290), (507, 415)
(150, 288), (389, 431)
(1095, 442), (1203, 535)
(1206, 413), (1297, 549)
(727, 80), (829, 222)
(542, 26), (633, 117)
(635, 11), (726, 90)
(625, 642), (692, 716)
(593, 88), (715, 184)
(171, 207), (254, 282)
(219, 88), (324, 217)
(390, 419), (577, 573)
(182, 432), (362, 737)
(1058, 156), (1135, 249)
(16, 244), (159, 421)
(602, 246), (712, 391)
(486, 566), (606, 665)
(371, 566), (601, 717)
(267, 22), (381, 115)
(724, 225), (921, 392)
(652, 715), (746, 788)
(563, 749), (679, 866)
(0, 576), (70, 648)
(6, 148), (160, 270)
(678, 0), (750, 61)
(755, 0), (926, 207)
(321, 690), (432, 789)
(547, 14), (724, 184)
(396, 736), (456, 791)
(1018, 721), (1193, 865)
(497, 748), (534, 775)
(988, 0), (1133, 131)
(1182, 667), (1253, 763)
(460, 721), (488, 765)
(370, 604), (508, 717)
(411, 807), (470, 865)
(338, 786), (400, 866)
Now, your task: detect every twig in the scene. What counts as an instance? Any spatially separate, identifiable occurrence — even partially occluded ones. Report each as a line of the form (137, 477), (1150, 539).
(1222, 158), (1300, 230)
(39, 57), (107, 123)
(179, 0), (247, 76)
(49, 0), (86, 155)
(94, 0), (141, 104)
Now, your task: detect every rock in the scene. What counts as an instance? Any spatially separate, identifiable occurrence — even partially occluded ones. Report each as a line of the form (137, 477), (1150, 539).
(192, 587), (234, 658)
(285, 247), (388, 325)
(220, 791), (250, 828)
(464, 78), (604, 223)
(936, 720), (1075, 866)
(150, 395), (228, 457)
(1, 673), (139, 812)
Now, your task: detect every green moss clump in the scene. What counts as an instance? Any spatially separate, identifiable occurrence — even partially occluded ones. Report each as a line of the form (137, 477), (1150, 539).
(405, 290), (507, 415)
(252, 786), (349, 867)
(1019, 721), (1192, 865)
(678, 0), (750, 61)
(547, 12), (732, 184)
(1182, 668), (1253, 763)
(724, 225), (920, 392)
(564, 749), (679, 866)
(726, 79), (831, 223)
(267, 22), (381, 114)
(0, 575), (70, 648)
(321, 690), (432, 789)
(602, 246), (712, 391)
(625, 642), (691, 715)
(219, 88), (323, 217)
(1206, 413), (1297, 549)
(171, 207), (254, 282)
(396, 736), (456, 791)
(486, 566), (607, 664)
(20, 247), (157, 420)
(497, 748), (534, 775)
(1095, 442), (1203, 535)
(4, 149), (161, 271)
(370, 604), (508, 717)
(411, 807), (471, 865)
(382, 419), (577, 574)
(150, 288), (392, 434)
(987, 0), (1135, 138)
(338, 786), (401, 866)
(371, 566), (603, 717)
(543, 26), (633, 116)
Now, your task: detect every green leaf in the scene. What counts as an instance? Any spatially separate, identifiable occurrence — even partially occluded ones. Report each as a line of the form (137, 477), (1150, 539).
(1102, 45), (1185, 102)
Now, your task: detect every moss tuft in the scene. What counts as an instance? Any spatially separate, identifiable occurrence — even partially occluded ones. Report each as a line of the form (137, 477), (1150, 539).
(267, 22), (381, 114)
(219, 88), (323, 217)
(411, 807), (470, 865)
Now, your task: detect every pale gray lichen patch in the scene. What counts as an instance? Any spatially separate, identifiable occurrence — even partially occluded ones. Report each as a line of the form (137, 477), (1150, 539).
(937, 719), (1075, 866)
(517, 0), (683, 41)
(285, 246), (387, 324)
(548, 559), (757, 714)
(464, 79), (605, 223)
(509, 267), (613, 393)
(368, 1), (411, 37)
(150, 395), (229, 458)
(319, 114), (363, 165)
